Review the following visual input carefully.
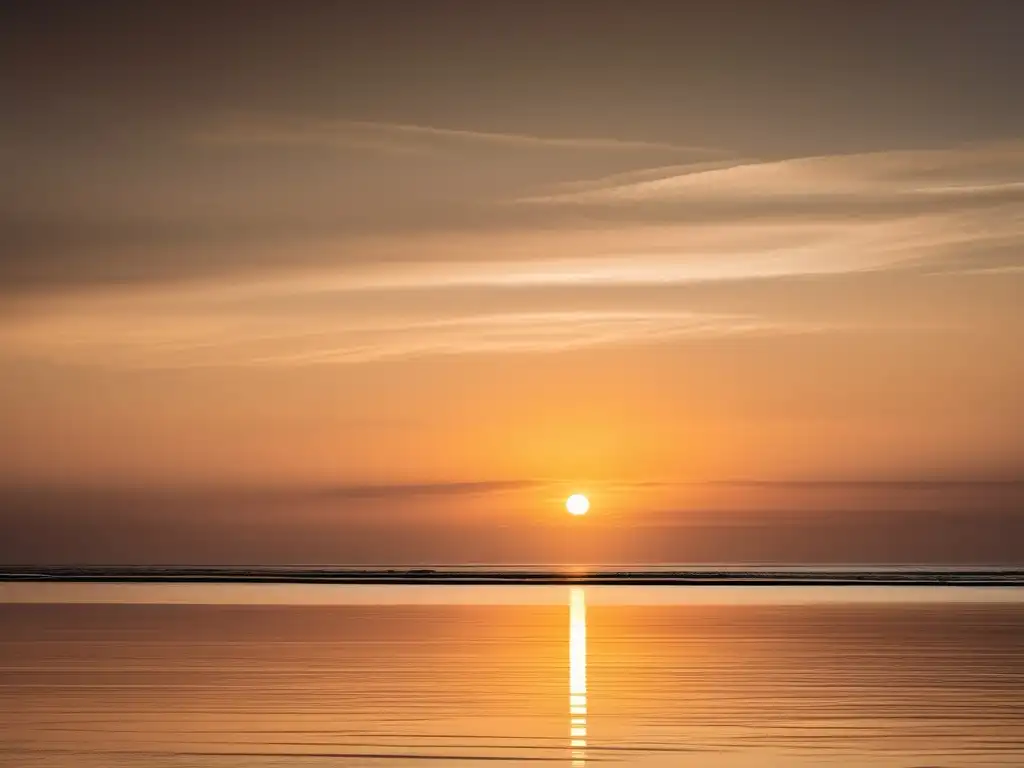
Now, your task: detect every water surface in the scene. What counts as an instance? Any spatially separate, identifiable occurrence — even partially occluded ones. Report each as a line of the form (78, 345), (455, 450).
(2, 585), (1023, 767)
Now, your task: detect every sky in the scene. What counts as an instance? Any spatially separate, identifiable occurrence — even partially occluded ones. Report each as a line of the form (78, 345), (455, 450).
(1, 1), (1022, 565)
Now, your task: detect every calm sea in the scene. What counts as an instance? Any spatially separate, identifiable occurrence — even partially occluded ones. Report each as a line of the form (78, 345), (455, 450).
(2, 582), (1023, 767)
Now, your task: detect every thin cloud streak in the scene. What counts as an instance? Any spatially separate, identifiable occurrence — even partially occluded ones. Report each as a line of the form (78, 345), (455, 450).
(304, 479), (543, 500)
(243, 311), (818, 368)
(0, 309), (825, 369)
(523, 143), (1024, 205)
(544, 159), (754, 195)
(198, 115), (726, 155)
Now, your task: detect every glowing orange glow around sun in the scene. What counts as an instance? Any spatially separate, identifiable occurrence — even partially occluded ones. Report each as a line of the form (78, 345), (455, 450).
(566, 494), (590, 516)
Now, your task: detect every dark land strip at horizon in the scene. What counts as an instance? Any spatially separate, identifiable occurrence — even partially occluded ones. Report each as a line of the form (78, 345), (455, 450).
(3, 566), (1024, 586)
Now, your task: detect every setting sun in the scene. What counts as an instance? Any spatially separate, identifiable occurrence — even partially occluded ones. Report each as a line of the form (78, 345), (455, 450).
(566, 494), (590, 516)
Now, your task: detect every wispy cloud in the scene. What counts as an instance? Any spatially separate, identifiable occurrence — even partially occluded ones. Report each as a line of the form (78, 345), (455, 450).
(2, 137), (1021, 369)
(522, 142), (1024, 207)
(303, 479), (543, 500)
(511, 142), (1024, 277)
(198, 114), (725, 156)
(240, 311), (819, 367)
(5, 136), (1020, 296)
(0, 306), (824, 369)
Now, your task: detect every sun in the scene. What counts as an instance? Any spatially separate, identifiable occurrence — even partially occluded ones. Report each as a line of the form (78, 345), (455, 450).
(566, 494), (590, 516)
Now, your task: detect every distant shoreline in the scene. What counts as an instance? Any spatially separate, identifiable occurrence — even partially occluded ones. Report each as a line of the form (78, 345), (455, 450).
(3, 567), (1023, 586)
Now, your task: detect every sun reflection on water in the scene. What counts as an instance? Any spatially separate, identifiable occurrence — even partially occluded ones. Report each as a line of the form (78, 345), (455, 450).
(569, 586), (587, 766)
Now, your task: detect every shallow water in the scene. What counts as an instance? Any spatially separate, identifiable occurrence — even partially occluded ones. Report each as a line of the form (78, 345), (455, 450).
(2, 586), (1023, 767)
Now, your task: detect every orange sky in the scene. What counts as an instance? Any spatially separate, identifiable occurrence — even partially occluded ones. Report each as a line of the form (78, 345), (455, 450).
(0, 3), (1021, 564)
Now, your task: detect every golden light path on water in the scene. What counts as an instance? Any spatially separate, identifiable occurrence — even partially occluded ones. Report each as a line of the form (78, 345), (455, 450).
(569, 586), (587, 766)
